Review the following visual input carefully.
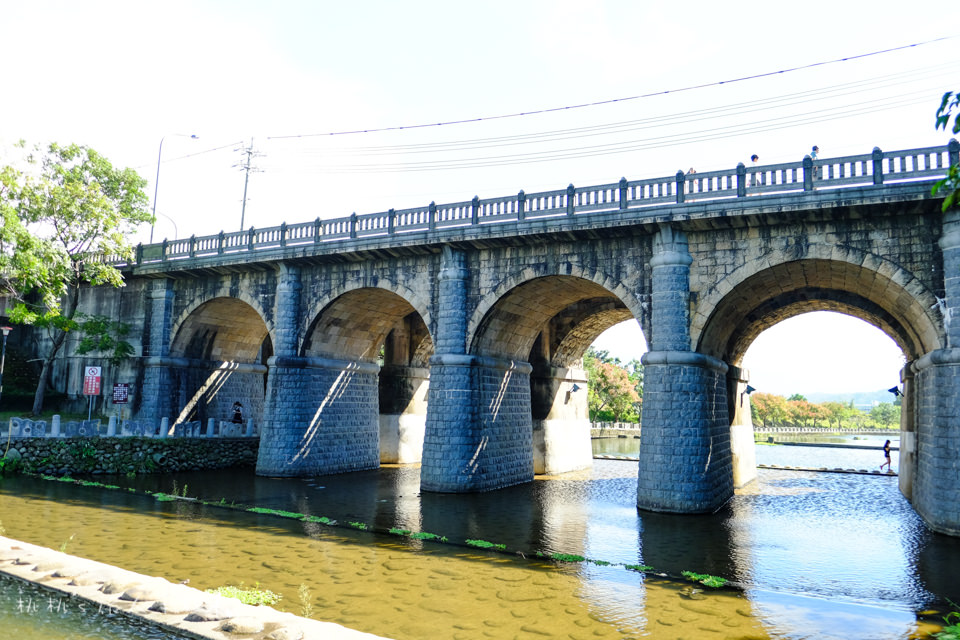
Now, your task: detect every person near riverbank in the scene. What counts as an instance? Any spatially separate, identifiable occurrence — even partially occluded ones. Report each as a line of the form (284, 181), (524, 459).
(231, 401), (244, 424)
(880, 439), (892, 472)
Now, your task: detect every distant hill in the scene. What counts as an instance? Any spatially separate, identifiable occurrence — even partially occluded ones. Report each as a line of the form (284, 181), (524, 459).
(804, 389), (896, 410)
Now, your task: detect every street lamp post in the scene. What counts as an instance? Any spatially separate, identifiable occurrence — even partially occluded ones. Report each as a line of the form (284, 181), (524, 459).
(149, 134), (198, 244)
(0, 326), (12, 409)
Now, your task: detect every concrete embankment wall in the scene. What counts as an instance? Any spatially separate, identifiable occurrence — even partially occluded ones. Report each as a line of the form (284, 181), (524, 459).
(1, 437), (258, 475)
(0, 535), (386, 640)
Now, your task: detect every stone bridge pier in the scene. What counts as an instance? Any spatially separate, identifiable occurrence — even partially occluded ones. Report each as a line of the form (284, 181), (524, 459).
(637, 225), (734, 513)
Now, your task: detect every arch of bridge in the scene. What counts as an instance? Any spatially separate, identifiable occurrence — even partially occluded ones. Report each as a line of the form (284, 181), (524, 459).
(695, 254), (942, 366)
(469, 274), (639, 363)
(549, 303), (637, 368)
(301, 284), (433, 363)
(170, 296), (271, 362)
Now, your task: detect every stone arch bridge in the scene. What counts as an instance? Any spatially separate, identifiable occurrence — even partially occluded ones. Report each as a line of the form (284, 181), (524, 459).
(61, 141), (960, 535)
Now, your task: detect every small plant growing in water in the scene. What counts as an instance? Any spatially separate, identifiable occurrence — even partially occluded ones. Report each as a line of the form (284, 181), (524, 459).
(466, 539), (506, 550)
(206, 582), (282, 606)
(298, 583), (314, 618)
(682, 570), (727, 588)
(409, 531), (446, 542)
(348, 521), (368, 530)
(625, 564), (654, 572)
(550, 553), (586, 563)
(934, 605), (960, 640)
(59, 533), (76, 553)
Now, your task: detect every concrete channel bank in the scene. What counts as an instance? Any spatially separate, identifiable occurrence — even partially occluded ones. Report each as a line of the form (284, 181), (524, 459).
(0, 536), (389, 640)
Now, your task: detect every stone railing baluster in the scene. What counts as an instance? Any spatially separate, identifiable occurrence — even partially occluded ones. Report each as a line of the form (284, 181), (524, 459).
(872, 147), (884, 185)
(803, 156), (814, 191)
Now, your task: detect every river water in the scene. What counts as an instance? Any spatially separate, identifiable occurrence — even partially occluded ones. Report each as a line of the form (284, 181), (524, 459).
(0, 434), (957, 639)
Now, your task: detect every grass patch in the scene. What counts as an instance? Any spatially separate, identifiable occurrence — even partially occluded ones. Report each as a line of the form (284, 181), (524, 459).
(348, 521), (368, 530)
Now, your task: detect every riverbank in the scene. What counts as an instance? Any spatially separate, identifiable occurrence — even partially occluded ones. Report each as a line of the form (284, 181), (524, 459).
(0, 535), (388, 640)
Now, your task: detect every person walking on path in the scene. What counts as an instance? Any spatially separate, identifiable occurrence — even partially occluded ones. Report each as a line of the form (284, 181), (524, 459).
(880, 439), (893, 473)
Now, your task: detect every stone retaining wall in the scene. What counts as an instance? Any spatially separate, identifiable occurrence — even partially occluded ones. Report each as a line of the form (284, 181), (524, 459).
(1, 437), (258, 476)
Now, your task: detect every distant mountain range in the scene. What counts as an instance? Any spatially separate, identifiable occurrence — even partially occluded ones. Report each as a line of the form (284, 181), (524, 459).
(803, 389), (897, 410)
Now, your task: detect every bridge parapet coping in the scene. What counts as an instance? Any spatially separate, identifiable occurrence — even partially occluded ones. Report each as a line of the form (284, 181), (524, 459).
(96, 142), (957, 270)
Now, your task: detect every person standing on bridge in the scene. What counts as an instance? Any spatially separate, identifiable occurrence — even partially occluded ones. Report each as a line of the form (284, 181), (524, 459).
(232, 401), (244, 425)
(748, 154), (759, 187)
(880, 439), (892, 473)
(811, 145), (821, 180)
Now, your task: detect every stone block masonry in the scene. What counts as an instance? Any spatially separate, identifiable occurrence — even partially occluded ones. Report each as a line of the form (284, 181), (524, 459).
(256, 356), (380, 477)
(637, 355), (732, 513)
(421, 355), (533, 492)
(2, 436), (258, 476)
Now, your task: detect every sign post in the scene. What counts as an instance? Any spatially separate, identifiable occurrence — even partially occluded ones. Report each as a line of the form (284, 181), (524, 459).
(83, 366), (102, 420)
(112, 383), (130, 422)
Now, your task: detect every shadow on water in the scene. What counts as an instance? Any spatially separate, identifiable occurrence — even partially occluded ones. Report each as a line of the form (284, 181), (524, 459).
(36, 458), (960, 610)
(4, 451), (960, 639)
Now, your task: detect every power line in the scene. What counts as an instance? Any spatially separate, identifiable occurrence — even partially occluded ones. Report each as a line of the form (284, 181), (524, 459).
(263, 89), (934, 173)
(280, 62), (956, 160)
(267, 36), (956, 141)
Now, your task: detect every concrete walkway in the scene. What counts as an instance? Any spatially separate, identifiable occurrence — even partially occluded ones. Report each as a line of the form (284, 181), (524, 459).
(0, 536), (389, 640)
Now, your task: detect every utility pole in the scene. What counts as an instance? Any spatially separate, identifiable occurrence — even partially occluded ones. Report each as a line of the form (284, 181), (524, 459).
(234, 138), (263, 231)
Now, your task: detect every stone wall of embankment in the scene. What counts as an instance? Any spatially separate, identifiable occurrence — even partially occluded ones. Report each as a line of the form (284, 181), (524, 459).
(1, 437), (258, 475)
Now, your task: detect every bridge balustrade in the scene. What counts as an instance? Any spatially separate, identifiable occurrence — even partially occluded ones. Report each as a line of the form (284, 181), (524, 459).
(102, 141), (956, 268)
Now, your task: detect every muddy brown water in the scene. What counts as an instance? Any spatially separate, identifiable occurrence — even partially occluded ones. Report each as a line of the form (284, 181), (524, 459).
(1, 451), (956, 639)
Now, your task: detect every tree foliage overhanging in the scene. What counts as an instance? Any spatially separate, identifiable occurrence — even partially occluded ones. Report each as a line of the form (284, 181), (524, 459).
(934, 90), (960, 212)
(0, 141), (151, 414)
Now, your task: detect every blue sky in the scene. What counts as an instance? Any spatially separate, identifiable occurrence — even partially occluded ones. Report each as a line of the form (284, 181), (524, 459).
(1, 0), (954, 395)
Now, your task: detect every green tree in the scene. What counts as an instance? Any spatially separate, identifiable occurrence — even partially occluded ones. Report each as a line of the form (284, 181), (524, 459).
(0, 141), (149, 415)
(787, 393), (807, 402)
(584, 347), (640, 422)
(821, 401), (854, 429)
(750, 392), (788, 427)
(786, 398), (816, 427)
(870, 402), (900, 429)
(934, 90), (960, 212)
(73, 314), (135, 366)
